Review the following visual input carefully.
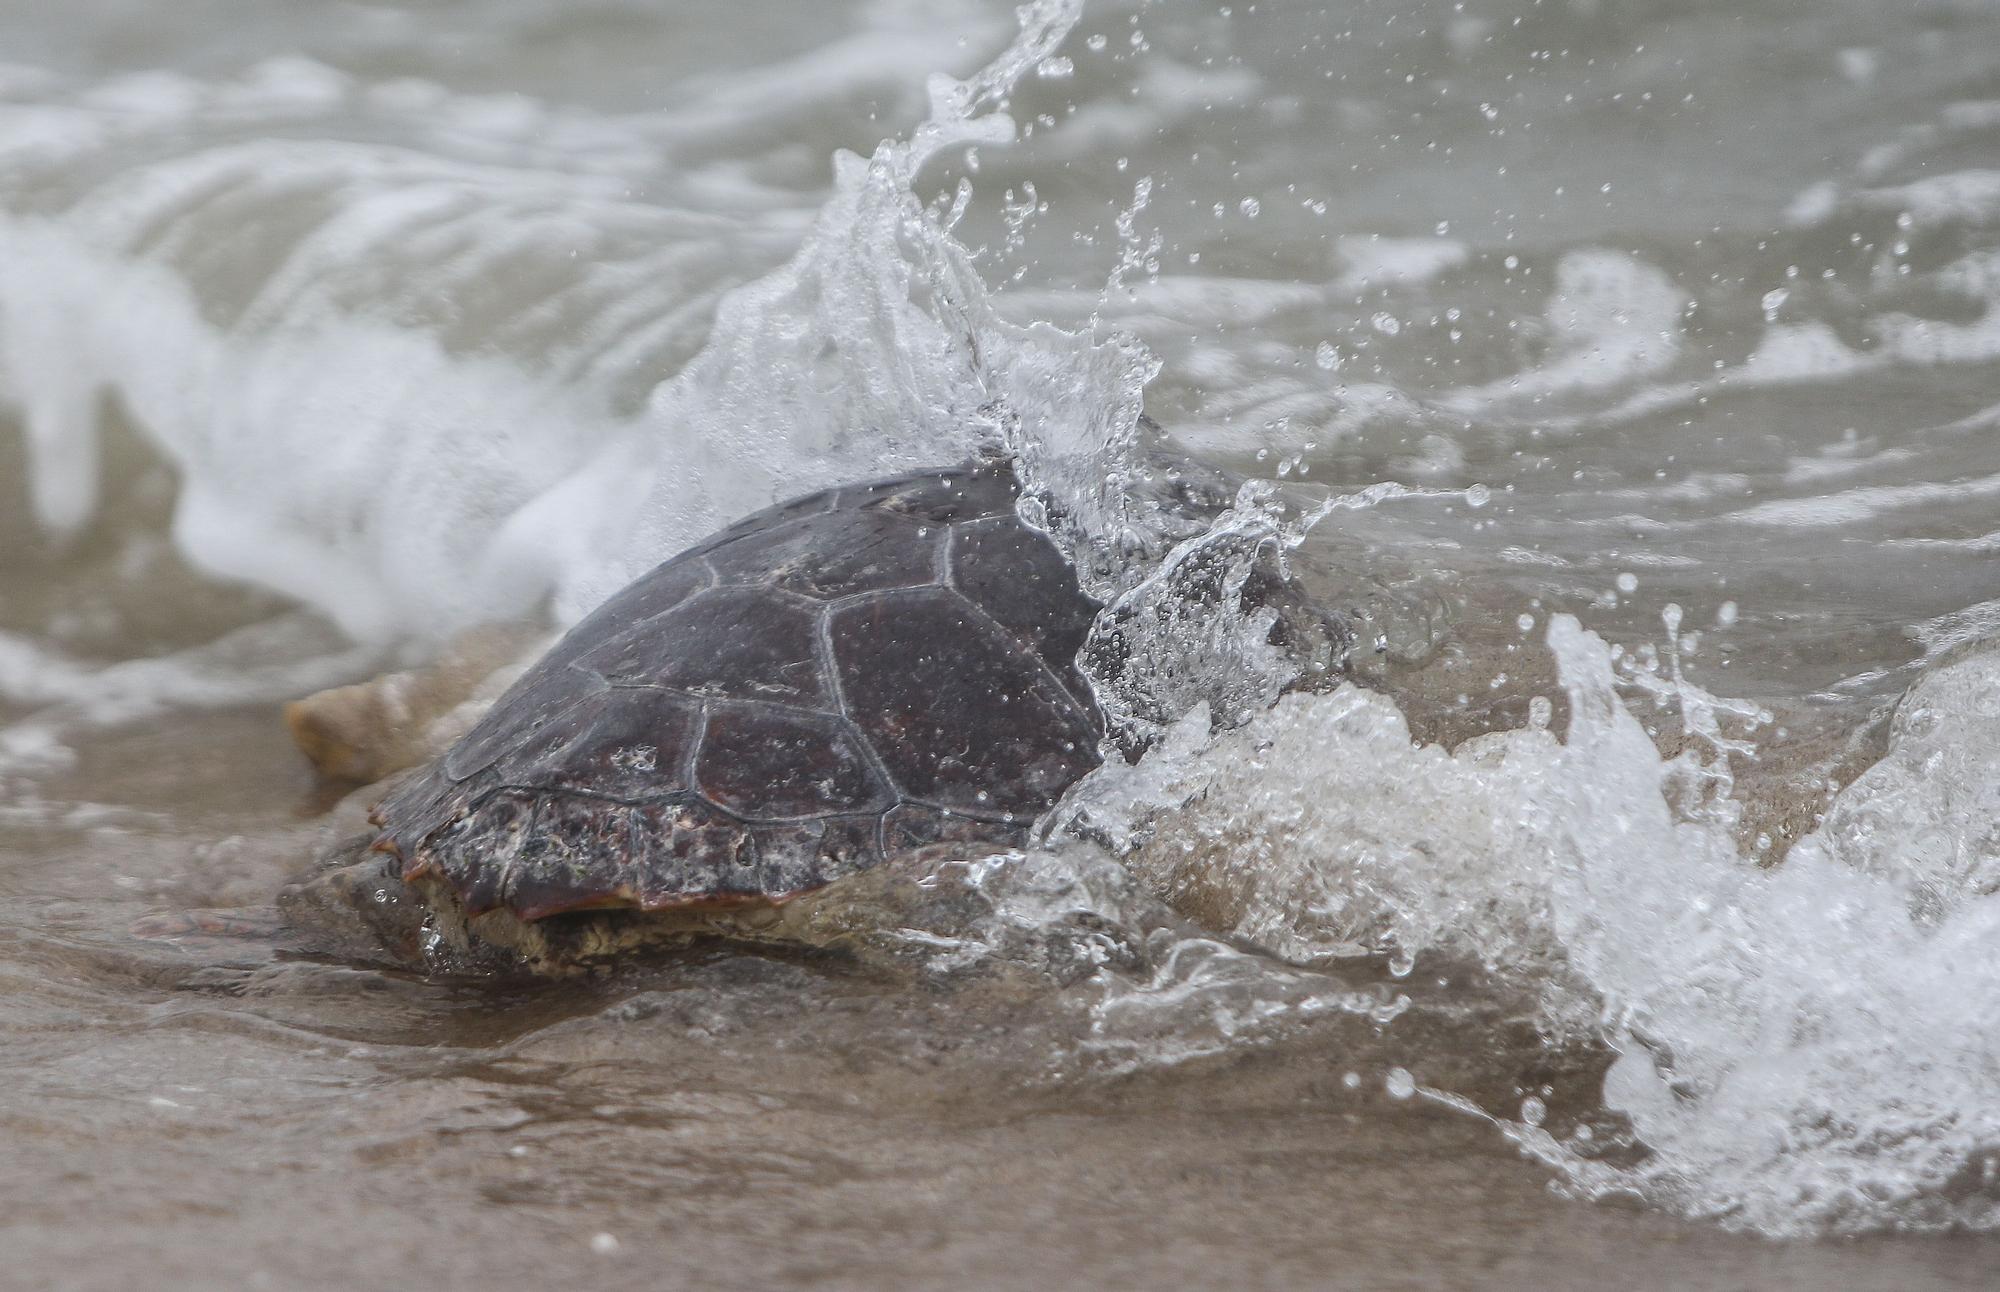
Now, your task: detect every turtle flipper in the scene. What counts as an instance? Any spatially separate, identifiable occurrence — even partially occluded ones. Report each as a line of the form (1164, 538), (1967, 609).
(129, 835), (431, 970)
(276, 834), (432, 968)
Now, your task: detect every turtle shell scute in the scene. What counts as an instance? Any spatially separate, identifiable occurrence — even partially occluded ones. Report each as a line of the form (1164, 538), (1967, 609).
(694, 701), (892, 819)
(409, 790), (539, 918)
(704, 508), (941, 600)
(499, 796), (645, 919)
(443, 666), (604, 783)
(829, 586), (1101, 820)
(947, 512), (1100, 706)
(536, 558), (714, 673)
(574, 588), (828, 708)
(490, 687), (700, 802)
(846, 466), (1017, 526)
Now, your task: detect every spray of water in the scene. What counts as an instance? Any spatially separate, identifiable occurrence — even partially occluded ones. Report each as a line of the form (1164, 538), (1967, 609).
(1068, 608), (2000, 1234)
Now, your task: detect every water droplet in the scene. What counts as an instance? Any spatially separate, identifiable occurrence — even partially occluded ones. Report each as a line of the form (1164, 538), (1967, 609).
(1387, 947), (1415, 978)
(1385, 1068), (1416, 1100)
(1716, 600), (1739, 626)
(1371, 312), (1401, 335)
(1615, 572), (1638, 593)
(1342, 1071), (1362, 1090)
(1035, 56), (1074, 79)
(590, 1233), (621, 1255)
(1516, 613), (1536, 634)
(1465, 483), (1490, 509)
(1520, 1096), (1547, 1126)
(1238, 196), (1261, 218)
(1314, 340), (1339, 370)
(1086, 33), (1108, 52)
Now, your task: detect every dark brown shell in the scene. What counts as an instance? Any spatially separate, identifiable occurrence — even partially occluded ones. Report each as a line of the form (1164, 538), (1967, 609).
(371, 463), (1103, 921)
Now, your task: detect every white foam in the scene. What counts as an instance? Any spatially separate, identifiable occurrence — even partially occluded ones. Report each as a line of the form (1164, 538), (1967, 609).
(1077, 614), (2000, 1233)
(1332, 235), (1469, 292)
(0, 610), (380, 787)
(1797, 651), (2000, 923)
(1853, 169), (2000, 230)
(1543, 636), (2000, 1233)
(1722, 468), (2000, 530)
(1437, 250), (1686, 413)
(1067, 685), (1577, 982)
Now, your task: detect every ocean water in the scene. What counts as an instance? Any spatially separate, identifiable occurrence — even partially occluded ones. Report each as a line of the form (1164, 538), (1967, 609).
(5, 1), (2000, 1285)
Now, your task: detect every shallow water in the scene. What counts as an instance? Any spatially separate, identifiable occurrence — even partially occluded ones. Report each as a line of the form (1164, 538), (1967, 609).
(6, 0), (2000, 1285)
(6, 710), (1998, 1291)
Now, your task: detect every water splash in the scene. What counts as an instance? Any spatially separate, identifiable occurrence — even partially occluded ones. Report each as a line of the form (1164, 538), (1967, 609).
(0, 1), (1148, 648)
(1075, 611), (2000, 1234)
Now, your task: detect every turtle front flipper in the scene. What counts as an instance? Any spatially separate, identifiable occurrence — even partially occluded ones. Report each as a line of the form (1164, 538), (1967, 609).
(128, 837), (458, 973)
(275, 832), (435, 969)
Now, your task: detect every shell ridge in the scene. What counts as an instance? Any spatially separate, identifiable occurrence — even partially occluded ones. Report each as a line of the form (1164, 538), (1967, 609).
(483, 782), (714, 813)
(812, 603), (908, 806)
(904, 796), (1033, 826)
(759, 585), (825, 611)
(682, 700), (708, 792)
(820, 586), (933, 612)
(694, 698), (896, 820)
(933, 517), (957, 583)
(482, 791), (543, 912)
(937, 590), (1103, 742)
(597, 680), (834, 713)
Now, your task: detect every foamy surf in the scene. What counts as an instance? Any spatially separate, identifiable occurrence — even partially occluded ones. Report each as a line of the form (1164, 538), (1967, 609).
(1056, 613), (2000, 1234)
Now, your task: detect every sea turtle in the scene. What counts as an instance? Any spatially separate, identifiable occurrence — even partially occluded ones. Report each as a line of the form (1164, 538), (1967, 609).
(173, 455), (1348, 973)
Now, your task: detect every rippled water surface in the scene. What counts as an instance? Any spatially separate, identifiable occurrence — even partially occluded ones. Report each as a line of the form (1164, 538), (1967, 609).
(6, 1), (2000, 1286)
